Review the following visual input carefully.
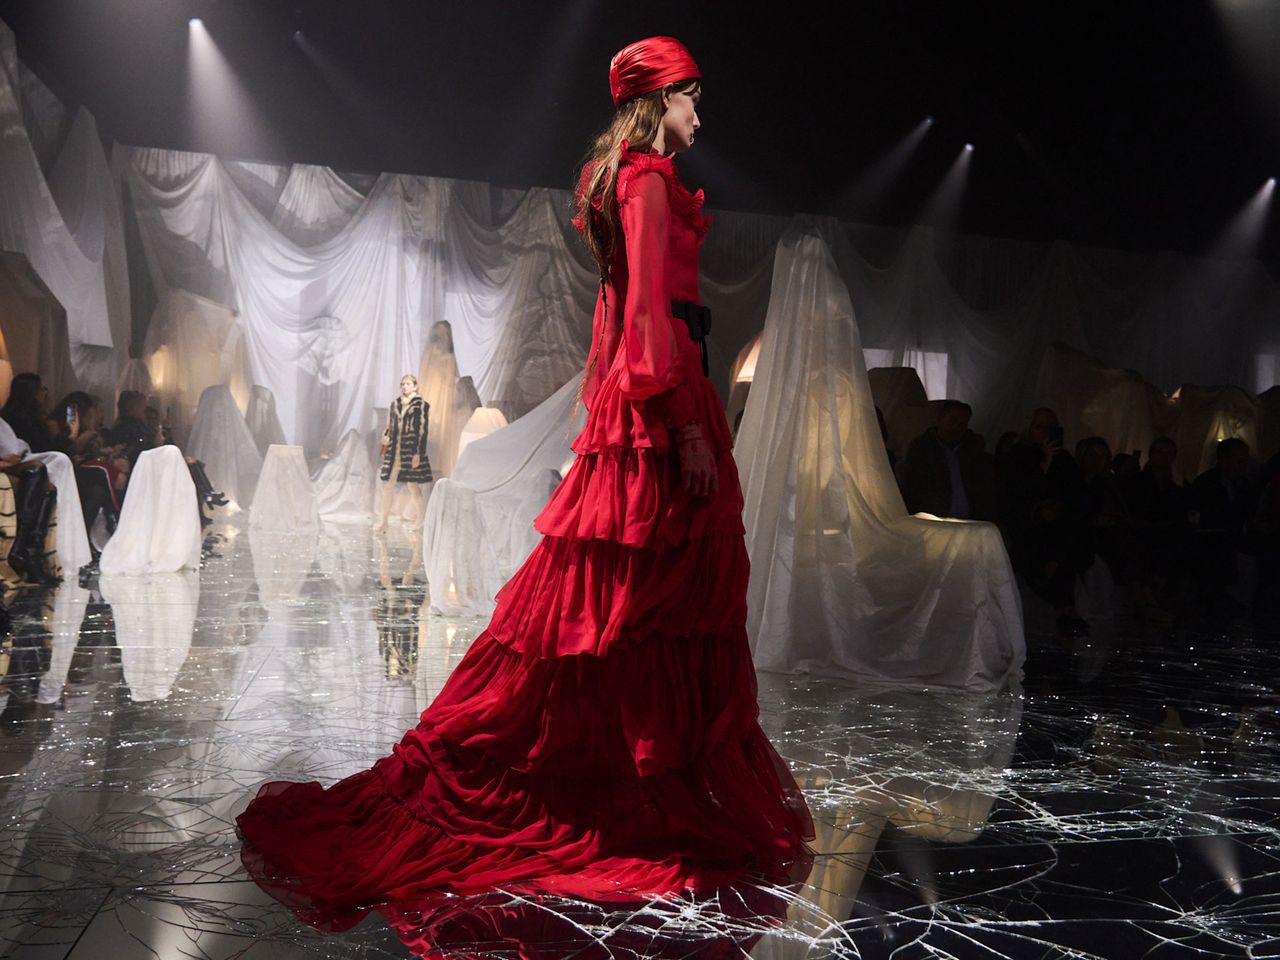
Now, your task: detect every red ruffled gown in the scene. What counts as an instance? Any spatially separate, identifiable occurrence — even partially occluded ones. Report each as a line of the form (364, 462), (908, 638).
(236, 147), (813, 933)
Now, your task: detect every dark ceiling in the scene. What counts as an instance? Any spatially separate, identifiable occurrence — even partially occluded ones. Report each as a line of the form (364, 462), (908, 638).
(3, 0), (1279, 259)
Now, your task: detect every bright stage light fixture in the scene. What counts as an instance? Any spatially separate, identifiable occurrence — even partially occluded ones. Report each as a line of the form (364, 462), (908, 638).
(964, 143), (974, 152)
(189, 17), (203, 27)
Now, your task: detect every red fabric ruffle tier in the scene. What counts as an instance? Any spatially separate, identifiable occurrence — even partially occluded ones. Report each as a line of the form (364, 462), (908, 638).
(238, 430), (812, 938)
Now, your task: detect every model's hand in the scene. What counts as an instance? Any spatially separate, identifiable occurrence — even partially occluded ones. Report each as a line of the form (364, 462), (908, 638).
(678, 435), (717, 497)
(411, 454), (421, 470)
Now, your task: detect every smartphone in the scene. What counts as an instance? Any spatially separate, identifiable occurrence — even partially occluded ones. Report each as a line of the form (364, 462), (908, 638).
(65, 403), (77, 425)
(1047, 424), (1064, 445)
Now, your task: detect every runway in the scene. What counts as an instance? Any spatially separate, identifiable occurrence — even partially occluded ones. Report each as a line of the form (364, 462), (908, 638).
(1, 523), (1277, 958)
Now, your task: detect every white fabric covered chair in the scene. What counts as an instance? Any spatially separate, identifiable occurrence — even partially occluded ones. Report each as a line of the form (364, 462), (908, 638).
(735, 230), (1025, 692)
(417, 320), (465, 478)
(99, 445), (202, 574)
(313, 428), (376, 522)
(250, 444), (319, 532)
(187, 384), (263, 513)
(422, 376), (583, 617)
(245, 384), (288, 455)
(1172, 384), (1260, 483)
(1041, 342), (1175, 462)
(0, 417), (93, 575)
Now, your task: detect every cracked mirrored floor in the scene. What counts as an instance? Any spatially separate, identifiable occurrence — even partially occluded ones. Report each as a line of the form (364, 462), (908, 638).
(3, 522), (1279, 959)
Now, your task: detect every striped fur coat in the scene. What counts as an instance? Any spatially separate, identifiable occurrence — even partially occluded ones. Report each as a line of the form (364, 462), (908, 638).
(380, 394), (432, 483)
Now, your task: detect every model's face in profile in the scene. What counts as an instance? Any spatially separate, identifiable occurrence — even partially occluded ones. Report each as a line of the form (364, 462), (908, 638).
(400, 378), (416, 396)
(661, 88), (700, 153)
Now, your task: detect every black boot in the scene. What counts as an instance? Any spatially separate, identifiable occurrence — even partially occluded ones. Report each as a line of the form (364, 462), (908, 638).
(12, 486), (60, 586)
(188, 460), (228, 507)
(8, 464), (56, 584)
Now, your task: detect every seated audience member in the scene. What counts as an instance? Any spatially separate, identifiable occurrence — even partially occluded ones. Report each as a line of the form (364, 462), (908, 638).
(106, 390), (160, 463)
(1076, 436), (1138, 584)
(1, 373), (72, 455)
(1190, 437), (1259, 606)
(55, 392), (127, 537)
(145, 406), (173, 447)
(900, 400), (996, 520)
(998, 407), (1092, 623)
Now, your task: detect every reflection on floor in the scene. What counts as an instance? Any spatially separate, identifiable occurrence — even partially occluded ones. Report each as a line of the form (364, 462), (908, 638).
(1, 522), (1278, 959)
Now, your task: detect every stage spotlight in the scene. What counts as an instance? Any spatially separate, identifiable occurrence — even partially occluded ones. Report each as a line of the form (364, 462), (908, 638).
(832, 116), (934, 217)
(186, 16), (275, 157)
(1204, 176), (1277, 261)
(293, 30), (303, 42)
(916, 143), (975, 229)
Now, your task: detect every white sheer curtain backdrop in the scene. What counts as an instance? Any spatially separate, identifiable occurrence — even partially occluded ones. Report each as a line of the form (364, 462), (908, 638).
(0, 22), (130, 395)
(2, 11), (1276, 519)
(422, 376), (584, 617)
(735, 230), (1025, 691)
(313, 427), (376, 522)
(245, 384), (287, 455)
(141, 288), (250, 447)
(186, 383), (263, 513)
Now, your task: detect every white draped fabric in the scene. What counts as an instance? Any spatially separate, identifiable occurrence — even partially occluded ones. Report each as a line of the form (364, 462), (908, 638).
(417, 320), (464, 477)
(245, 384), (287, 455)
(114, 358), (155, 406)
(1173, 384), (1261, 481)
(0, 421), (93, 575)
(0, 252), (80, 403)
(735, 231), (1025, 691)
(129, 148), (447, 454)
(0, 23), (129, 393)
(1041, 342), (1174, 466)
(99, 445), (202, 575)
(2, 9), (1277, 472)
(270, 163), (364, 247)
(24, 450), (92, 576)
(141, 288), (250, 446)
(313, 428), (376, 522)
(186, 384), (263, 512)
(422, 376), (584, 617)
(250, 444), (319, 533)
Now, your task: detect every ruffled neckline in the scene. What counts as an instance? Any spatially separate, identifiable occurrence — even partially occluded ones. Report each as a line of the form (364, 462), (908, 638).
(574, 142), (710, 240)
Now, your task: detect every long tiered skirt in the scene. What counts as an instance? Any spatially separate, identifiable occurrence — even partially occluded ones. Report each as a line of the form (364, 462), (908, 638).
(236, 380), (813, 933)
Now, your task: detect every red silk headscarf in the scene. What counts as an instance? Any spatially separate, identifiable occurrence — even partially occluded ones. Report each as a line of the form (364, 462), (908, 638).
(609, 37), (700, 108)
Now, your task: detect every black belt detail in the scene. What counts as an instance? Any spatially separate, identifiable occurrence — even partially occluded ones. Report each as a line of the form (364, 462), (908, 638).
(671, 299), (712, 376)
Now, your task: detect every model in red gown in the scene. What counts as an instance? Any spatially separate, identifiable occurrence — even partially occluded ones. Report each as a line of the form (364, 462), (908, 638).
(236, 36), (813, 936)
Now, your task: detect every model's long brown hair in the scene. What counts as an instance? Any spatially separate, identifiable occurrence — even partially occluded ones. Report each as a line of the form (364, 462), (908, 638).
(574, 78), (701, 280)
(573, 78), (700, 407)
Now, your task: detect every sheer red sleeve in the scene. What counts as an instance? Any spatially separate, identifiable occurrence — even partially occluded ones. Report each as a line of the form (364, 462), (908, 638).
(617, 172), (700, 432)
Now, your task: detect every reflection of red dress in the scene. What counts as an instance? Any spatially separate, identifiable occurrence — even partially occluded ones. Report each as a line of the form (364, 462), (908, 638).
(237, 148), (813, 933)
